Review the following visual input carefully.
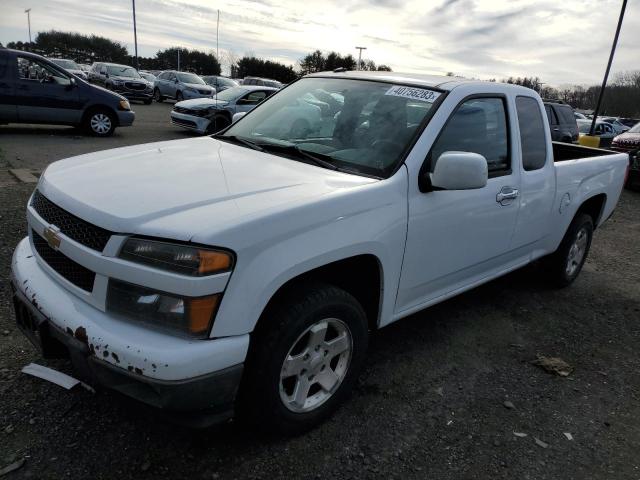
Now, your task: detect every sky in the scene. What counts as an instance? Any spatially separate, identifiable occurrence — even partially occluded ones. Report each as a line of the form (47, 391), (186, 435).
(1, 0), (637, 86)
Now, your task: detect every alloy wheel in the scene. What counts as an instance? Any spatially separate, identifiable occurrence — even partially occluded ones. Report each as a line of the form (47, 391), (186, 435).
(566, 227), (588, 276)
(279, 318), (352, 413)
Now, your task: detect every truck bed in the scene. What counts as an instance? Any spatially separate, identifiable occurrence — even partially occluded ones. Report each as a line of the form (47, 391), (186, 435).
(553, 141), (620, 162)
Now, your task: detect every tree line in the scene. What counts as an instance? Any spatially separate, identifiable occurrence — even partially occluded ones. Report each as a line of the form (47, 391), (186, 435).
(4, 31), (391, 84)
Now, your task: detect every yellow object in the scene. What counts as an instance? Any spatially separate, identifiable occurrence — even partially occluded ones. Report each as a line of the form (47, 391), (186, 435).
(187, 294), (220, 334)
(578, 135), (600, 148)
(198, 250), (232, 274)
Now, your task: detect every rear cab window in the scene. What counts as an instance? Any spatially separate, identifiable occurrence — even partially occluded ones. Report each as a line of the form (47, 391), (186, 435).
(516, 96), (547, 171)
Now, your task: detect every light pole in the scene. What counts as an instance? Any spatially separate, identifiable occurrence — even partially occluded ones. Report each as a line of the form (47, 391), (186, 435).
(24, 8), (32, 44)
(132, 0), (139, 70)
(355, 46), (367, 71)
(588, 0), (627, 136)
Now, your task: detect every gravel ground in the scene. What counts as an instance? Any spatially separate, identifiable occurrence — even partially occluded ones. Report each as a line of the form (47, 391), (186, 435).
(0, 126), (639, 479)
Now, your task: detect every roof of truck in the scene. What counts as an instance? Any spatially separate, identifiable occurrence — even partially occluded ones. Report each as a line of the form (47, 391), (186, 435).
(306, 70), (492, 91)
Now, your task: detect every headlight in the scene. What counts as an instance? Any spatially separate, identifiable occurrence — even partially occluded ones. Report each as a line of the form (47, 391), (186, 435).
(119, 238), (233, 276)
(118, 99), (131, 111)
(107, 279), (220, 338)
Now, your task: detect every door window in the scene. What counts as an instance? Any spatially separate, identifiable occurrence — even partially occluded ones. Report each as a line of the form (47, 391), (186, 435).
(428, 97), (510, 176)
(17, 57), (71, 85)
(545, 105), (558, 125)
(516, 96), (547, 171)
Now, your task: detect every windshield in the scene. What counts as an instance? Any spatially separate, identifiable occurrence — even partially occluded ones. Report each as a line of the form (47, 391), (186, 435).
(629, 122), (640, 133)
(204, 76), (238, 87)
(107, 65), (140, 78)
(176, 72), (205, 84)
(140, 72), (155, 81)
(52, 59), (79, 70)
(221, 77), (441, 177)
(214, 87), (248, 101)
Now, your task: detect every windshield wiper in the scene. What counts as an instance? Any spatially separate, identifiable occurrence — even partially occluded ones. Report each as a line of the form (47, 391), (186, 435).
(214, 135), (264, 151)
(256, 143), (339, 171)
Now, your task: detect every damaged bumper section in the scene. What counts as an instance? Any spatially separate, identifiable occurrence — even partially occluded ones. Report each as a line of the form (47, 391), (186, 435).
(11, 237), (248, 425)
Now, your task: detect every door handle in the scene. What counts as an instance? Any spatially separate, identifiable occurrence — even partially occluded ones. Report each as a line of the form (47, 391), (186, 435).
(553, 127), (559, 131)
(497, 187), (519, 205)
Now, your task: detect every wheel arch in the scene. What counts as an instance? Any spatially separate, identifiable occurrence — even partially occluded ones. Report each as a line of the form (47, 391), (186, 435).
(576, 193), (607, 229)
(253, 254), (384, 335)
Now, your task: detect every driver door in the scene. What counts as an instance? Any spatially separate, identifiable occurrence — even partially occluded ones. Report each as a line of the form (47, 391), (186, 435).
(15, 56), (81, 124)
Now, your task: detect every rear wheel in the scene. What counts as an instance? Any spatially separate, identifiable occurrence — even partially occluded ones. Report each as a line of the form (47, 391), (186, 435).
(84, 108), (116, 137)
(542, 213), (594, 287)
(238, 283), (368, 435)
(153, 88), (163, 102)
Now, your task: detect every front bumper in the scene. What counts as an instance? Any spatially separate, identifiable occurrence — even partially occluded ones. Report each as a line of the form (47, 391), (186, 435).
(112, 87), (154, 101)
(11, 237), (248, 423)
(170, 111), (210, 134)
(116, 110), (135, 127)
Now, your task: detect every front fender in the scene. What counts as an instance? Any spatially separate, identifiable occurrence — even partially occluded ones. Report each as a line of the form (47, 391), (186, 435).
(208, 168), (409, 337)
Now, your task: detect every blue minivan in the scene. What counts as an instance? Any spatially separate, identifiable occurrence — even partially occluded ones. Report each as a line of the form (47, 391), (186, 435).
(0, 48), (135, 136)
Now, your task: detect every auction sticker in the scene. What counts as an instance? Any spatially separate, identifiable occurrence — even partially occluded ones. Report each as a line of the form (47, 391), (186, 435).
(385, 85), (440, 103)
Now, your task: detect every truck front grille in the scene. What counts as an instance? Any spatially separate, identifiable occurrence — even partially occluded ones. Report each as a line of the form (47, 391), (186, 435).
(31, 190), (113, 252)
(32, 230), (96, 292)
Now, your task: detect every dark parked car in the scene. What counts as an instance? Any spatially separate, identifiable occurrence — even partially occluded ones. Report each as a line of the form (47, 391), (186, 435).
(544, 101), (579, 143)
(89, 62), (153, 104)
(0, 48), (134, 136)
(611, 122), (640, 190)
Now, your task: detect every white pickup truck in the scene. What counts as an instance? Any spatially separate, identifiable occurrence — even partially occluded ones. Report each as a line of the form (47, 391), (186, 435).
(11, 72), (628, 434)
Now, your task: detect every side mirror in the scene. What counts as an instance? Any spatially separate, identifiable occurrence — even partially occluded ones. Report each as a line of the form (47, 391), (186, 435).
(429, 151), (488, 190)
(232, 112), (247, 123)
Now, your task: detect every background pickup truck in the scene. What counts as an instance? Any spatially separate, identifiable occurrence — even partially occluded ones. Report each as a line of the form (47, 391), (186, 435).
(11, 71), (628, 434)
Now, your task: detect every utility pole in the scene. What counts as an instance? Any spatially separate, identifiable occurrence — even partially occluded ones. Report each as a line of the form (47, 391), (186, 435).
(589, 0), (627, 136)
(355, 46), (367, 71)
(215, 9), (220, 100)
(132, 0), (139, 70)
(177, 49), (180, 71)
(24, 8), (32, 44)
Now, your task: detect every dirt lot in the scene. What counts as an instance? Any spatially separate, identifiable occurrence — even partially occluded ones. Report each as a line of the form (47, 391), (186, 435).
(0, 116), (639, 479)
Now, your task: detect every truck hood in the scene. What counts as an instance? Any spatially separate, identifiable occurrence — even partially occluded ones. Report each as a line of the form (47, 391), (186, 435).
(38, 137), (376, 242)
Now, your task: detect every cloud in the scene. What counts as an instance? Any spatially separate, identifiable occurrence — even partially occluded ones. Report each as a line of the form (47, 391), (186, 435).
(0, 0), (637, 86)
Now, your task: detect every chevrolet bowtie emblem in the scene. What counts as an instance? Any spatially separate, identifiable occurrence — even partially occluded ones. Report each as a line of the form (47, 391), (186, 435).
(43, 226), (61, 250)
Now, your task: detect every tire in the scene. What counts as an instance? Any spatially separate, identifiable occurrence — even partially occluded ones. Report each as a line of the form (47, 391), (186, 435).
(176, 91), (184, 102)
(542, 213), (594, 288)
(238, 283), (369, 435)
(205, 114), (231, 135)
(153, 88), (163, 103)
(84, 108), (116, 137)
(143, 98), (152, 105)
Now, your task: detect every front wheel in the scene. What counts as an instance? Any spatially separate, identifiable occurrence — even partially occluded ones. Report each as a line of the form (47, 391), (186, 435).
(542, 213), (594, 287)
(84, 109), (116, 137)
(176, 91), (184, 102)
(205, 114), (231, 134)
(238, 283), (368, 435)
(153, 88), (163, 102)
